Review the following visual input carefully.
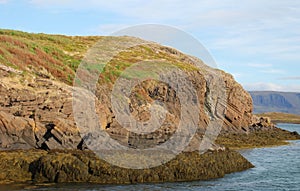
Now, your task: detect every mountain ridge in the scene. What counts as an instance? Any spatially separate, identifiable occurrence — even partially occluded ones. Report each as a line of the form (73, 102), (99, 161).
(249, 91), (300, 114)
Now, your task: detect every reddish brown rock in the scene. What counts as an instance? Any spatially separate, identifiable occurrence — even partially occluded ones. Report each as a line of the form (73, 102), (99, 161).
(0, 37), (265, 151)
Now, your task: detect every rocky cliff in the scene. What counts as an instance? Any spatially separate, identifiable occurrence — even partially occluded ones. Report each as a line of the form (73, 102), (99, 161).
(1, 29), (299, 185)
(0, 29), (261, 151)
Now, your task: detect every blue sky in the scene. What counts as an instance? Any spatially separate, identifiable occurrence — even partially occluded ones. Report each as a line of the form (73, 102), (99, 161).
(1, 0), (300, 92)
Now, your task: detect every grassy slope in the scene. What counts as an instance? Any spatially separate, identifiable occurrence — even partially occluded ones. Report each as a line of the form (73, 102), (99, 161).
(0, 29), (199, 86)
(0, 29), (100, 84)
(258, 112), (300, 124)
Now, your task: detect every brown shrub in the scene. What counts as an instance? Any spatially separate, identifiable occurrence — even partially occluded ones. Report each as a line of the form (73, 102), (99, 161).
(0, 35), (27, 49)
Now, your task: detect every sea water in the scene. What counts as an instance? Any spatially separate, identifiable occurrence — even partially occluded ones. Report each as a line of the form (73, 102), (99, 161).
(5, 123), (300, 191)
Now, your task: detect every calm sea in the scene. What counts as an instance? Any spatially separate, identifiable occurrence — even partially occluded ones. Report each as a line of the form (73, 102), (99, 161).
(3, 123), (299, 191)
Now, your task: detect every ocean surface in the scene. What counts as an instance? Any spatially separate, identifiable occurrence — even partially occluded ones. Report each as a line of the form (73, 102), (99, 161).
(3, 123), (299, 191)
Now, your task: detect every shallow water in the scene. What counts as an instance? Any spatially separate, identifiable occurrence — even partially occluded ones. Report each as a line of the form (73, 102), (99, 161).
(7, 123), (300, 191)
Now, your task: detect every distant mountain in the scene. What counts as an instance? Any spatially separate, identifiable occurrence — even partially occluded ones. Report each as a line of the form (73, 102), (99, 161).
(249, 91), (300, 115)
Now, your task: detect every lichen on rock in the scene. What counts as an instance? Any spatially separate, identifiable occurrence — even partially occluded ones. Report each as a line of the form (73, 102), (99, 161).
(0, 149), (253, 184)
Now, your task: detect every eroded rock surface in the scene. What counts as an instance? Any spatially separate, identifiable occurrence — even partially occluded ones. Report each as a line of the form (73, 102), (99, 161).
(0, 76), (81, 150)
(0, 37), (260, 151)
(0, 149), (253, 184)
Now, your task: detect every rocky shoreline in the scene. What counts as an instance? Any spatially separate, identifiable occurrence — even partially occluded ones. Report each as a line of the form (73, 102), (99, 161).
(258, 112), (300, 124)
(0, 126), (299, 185)
(217, 127), (300, 150)
(0, 149), (253, 185)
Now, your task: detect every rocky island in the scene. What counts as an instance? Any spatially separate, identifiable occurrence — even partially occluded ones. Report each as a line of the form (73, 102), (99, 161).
(0, 29), (299, 185)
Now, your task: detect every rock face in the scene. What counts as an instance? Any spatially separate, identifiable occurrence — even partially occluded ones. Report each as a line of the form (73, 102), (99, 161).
(0, 77), (81, 150)
(221, 73), (253, 132)
(0, 34), (259, 151)
(1, 58), (253, 151)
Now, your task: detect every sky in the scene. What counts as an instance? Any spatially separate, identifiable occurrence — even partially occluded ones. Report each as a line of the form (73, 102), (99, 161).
(0, 0), (300, 92)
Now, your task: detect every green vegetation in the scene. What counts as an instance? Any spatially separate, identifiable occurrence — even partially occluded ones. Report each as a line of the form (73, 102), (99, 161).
(0, 29), (200, 86)
(0, 29), (100, 84)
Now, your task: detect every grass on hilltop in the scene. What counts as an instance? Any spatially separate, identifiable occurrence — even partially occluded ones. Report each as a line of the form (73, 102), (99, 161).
(0, 29), (199, 86)
(0, 29), (100, 84)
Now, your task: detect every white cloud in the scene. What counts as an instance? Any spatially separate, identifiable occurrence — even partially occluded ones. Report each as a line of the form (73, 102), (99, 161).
(30, 0), (73, 7)
(93, 24), (131, 35)
(248, 63), (273, 68)
(231, 73), (243, 79)
(260, 69), (286, 74)
(244, 82), (300, 92)
(28, 1), (300, 24)
(209, 23), (300, 61)
(0, 0), (9, 4)
(245, 63), (286, 75)
(278, 76), (300, 80)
